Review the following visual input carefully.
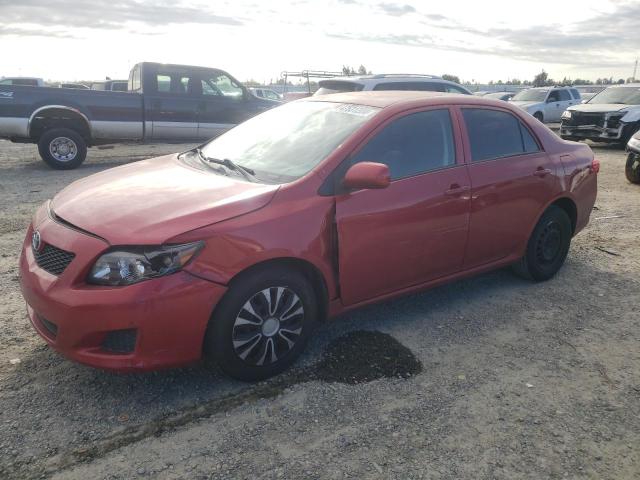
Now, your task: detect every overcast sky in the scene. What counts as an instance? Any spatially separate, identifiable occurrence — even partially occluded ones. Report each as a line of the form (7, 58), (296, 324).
(1, 0), (638, 84)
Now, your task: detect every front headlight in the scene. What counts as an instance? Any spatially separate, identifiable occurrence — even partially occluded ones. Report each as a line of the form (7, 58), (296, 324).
(88, 242), (204, 286)
(561, 110), (572, 120)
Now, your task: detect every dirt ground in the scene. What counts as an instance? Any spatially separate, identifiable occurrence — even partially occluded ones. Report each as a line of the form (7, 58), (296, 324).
(0, 137), (638, 480)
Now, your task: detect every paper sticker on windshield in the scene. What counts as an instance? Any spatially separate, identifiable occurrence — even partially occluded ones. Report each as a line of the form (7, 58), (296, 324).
(334, 104), (378, 117)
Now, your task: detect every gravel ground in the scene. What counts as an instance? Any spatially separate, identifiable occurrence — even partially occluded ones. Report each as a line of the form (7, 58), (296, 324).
(0, 138), (639, 480)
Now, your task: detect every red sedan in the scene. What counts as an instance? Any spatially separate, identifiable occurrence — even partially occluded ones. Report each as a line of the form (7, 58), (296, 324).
(19, 92), (598, 380)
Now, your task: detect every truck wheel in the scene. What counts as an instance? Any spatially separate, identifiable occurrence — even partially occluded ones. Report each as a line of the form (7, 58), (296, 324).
(204, 266), (318, 381)
(626, 152), (640, 184)
(533, 112), (544, 122)
(37, 128), (87, 170)
(512, 205), (572, 281)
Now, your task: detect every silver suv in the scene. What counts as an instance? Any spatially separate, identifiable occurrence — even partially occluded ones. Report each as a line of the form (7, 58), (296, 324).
(314, 74), (471, 96)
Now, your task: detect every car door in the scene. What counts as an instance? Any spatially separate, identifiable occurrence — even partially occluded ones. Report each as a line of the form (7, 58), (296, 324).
(335, 108), (472, 306)
(146, 69), (200, 140)
(544, 89), (564, 122)
(197, 70), (259, 140)
(557, 89), (574, 116)
(458, 107), (561, 268)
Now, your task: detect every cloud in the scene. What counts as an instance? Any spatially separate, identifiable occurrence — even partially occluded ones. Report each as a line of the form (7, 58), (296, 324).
(0, 25), (77, 38)
(378, 3), (415, 16)
(329, 1), (639, 70)
(0, 0), (242, 35)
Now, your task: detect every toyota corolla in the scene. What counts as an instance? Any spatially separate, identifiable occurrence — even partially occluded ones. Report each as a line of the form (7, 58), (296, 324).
(19, 92), (598, 381)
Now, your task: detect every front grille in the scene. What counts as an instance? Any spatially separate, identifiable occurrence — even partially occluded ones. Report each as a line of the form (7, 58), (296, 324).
(606, 114), (624, 129)
(38, 315), (58, 338)
(34, 244), (75, 275)
(568, 112), (605, 127)
(101, 329), (138, 354)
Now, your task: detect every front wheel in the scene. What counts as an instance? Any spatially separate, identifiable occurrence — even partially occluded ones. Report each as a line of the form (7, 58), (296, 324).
(37, 128), (87, 170)
(204, 266), (318, 381)
(512, 205), (572, 281)
(533, 112), (544, 122)
(626, 152), (640, 184)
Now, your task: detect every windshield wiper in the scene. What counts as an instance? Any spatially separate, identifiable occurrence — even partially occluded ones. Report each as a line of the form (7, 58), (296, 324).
(195, 148), (229, 176)
(196, 148), (257, 182)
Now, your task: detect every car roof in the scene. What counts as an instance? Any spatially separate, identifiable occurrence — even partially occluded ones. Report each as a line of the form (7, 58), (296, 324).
(302, 90), (515, 109)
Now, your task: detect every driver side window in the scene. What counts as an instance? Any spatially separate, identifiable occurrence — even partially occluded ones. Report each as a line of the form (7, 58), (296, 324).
(350, 109), (455, 180)
(201, 72), (244, 98)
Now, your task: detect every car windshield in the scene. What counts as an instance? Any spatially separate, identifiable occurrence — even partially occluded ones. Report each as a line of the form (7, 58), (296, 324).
(588, 86), (640, 105)
(484, 92), (510, 100)
(315, 81), (365, 95)
(195, 101), (379, 183)
(511, 89), (548, 102)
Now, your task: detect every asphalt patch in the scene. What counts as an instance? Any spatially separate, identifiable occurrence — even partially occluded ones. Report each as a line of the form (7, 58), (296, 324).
(314, 330), (422, 384)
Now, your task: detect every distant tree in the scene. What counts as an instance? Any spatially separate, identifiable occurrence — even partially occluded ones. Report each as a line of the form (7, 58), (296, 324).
(510, 79), (522, 85)
(342, 65), (357, 76)
(488, 80), (494, 85)
(533, 70), (551, 87)
(357, 65), (368, 75)
(627, 77), (636, 83)
(617, 78), (625, 84)
(244, 79), (260, 87)
(572, 78), (592, 85)
(523, 80), (532, 86)
(442, 74), (461, 84)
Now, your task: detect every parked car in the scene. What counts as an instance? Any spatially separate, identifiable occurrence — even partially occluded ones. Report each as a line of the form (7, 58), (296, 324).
(574, 85), (605, 102)
(560, 83), (640, 144)
(314, 74), (472, 96)
(626, 129), (640, 183)
(249, 87), (282, 101)
(483, 91), (516, 101)
(0, 62), (279, 169)
(0, 77), (44, 87)
(19, 92), (598, 380)
(510, 86), (581, 122)
(90, 80), (128, 92)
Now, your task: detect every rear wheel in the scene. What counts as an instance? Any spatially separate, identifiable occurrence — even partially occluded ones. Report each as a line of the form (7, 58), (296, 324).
(204, 266), (317, 381)
(512, 205), (572, 281)
(626, 152), (640, 184)
(37, 128), (87, 170)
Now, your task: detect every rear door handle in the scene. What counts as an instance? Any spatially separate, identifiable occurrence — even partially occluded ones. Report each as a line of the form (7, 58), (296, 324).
(445, 184), (470, 196)
(533, 168), (552, 177)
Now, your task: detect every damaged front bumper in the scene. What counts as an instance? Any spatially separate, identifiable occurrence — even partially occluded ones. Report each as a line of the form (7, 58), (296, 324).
(560, 116), (634, 143)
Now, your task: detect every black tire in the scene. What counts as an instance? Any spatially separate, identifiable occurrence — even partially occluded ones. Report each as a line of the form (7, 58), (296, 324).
(204, 266), (318, 381)
(37, 128), (87, 170)
(626, 152), (640, 184)
(533, 112), (544, 122)
(512, 205), (572, 281)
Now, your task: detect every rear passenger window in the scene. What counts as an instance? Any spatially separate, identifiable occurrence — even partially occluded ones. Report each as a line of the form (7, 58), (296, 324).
(462, 109), (539, 162)
(570, 88), (580, 99)
(557, 90), (571, 101)
(351, 109), (455, 180)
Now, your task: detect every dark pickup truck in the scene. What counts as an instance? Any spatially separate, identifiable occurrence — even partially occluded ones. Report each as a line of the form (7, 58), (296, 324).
(0, 62), (278, 169)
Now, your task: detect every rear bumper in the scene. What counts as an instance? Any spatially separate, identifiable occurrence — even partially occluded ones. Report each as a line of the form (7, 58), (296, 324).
(19, 206), (227, 371)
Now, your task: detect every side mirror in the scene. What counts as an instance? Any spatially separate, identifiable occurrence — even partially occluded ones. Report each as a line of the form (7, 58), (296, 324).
(342, 162), (390, 191)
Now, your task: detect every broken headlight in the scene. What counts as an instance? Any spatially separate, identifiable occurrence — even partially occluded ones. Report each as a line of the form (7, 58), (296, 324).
(88, 242), (203, 286)
(561, 110), (572, 120)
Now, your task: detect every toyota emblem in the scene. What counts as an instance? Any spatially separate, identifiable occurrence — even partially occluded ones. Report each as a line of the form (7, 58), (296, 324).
(32, 231), (42, 252)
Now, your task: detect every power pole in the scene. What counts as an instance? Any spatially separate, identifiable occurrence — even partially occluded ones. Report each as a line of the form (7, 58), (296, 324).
(634, 58), (638, 82)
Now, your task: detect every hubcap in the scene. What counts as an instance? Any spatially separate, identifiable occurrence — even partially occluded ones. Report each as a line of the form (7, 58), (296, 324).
(49, 137), (78, 162)
(232, 287), (304, 366)
(536, 221), (562, 264)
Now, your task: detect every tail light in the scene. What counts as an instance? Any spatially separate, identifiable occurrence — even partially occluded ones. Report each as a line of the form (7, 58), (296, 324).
(590, 158), (600, 174)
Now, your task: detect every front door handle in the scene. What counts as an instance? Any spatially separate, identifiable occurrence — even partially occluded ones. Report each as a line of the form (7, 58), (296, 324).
(445, 184), (470, 196)
(533, 168), (552, 177)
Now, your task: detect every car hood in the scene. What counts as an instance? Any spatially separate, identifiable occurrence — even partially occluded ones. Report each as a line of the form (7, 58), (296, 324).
(51, 154), (280, 245)
(510, 101), (541, 109)
(568, 103), (629, 113)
